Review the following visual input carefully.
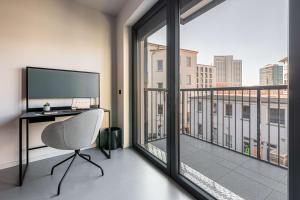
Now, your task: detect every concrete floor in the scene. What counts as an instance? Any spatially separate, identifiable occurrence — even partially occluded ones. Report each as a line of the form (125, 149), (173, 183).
(150, 135), (288, 200)
(0, 148), (195, 200)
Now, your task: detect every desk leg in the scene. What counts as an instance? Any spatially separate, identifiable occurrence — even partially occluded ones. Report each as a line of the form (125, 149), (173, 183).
(19, 119), (29, 186)
(19, 119), (22, 186)
(26, 120), (29, 165)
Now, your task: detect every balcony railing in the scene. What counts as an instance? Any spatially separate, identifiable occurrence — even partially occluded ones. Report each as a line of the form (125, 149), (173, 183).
(144, 85), (288, 168)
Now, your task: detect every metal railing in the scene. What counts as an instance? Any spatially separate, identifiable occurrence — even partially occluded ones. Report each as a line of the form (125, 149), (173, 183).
(144, 85), (288, 168)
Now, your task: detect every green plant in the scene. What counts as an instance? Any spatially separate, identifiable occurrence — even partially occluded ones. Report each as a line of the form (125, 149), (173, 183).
(44, 102), (50, 107)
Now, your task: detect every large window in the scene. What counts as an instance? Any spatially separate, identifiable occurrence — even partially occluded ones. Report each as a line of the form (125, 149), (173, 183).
(178, 0), (288, 199)
(133, 3), (168, 165)
(133, 0), (290, 199)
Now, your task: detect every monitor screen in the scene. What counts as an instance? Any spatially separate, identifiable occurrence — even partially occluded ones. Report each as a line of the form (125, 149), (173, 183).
(27, 67), (100, 99)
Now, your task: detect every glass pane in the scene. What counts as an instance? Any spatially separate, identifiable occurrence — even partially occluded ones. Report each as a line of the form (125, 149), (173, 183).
(179, 0), (288, 199)
(136, 26), (167, 163)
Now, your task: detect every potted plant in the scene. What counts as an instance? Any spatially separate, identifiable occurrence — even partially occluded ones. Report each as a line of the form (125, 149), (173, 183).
(43, 102), (51, 112)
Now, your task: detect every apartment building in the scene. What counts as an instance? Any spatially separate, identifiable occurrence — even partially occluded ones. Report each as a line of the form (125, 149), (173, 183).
(214, 55), (242, 87)
(260, 64), (284, 85)
(279, 57), (289, 85)
(197, 64), (216, 88)
(189, 94), (288, 167)
(145, 43), (198, 139)
(146, 43), (198, 89)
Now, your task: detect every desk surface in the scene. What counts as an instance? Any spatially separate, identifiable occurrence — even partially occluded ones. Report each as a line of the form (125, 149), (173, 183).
(20, 108), (110, 119)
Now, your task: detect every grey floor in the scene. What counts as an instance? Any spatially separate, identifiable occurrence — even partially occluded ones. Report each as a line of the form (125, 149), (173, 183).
(0, 148), (195, 200)
(151, 135), (288, 200)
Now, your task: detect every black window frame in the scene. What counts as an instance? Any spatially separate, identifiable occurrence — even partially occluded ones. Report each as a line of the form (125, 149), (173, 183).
(132, 0), (298, 199)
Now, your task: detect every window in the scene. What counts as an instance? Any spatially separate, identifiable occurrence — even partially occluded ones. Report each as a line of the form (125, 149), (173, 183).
(198, 124), (203, 137)
(209, 68), (212, 73)
(209, 74), (212, 78)
(225, 104), (232, 116)
(213, 103), (217, 113)
(205, 68), (208, 72)
(225, 134), (232, 148)
(200, 67), (203, 72)
(157, 82), (163, 89)
(186, 57), (191, 67)
(186, 75), (191, 85)
(198, 101), (202, 112)
(158, 104), (164, 115)
(242, 105), (250, 119)
(157, 60), (163, 71)
(269, 108), (285, 125)
(187, 112), (190, 123)
(213, 128), (218, 143)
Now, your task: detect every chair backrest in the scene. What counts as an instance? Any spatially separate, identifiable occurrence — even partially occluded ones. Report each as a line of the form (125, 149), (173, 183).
(62, 109), (104, 149)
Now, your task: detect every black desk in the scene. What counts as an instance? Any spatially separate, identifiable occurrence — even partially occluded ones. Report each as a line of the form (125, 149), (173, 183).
(18, 108), (111, 186)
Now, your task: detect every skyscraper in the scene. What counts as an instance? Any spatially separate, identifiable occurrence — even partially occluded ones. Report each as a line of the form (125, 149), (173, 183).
(259, 64), (283, 86)
(214, 55), (242, 87)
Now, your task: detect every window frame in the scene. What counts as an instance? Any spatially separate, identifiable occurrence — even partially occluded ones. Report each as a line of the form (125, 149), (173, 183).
(132, 0), (298, 199)
(157, 59), (164, 72)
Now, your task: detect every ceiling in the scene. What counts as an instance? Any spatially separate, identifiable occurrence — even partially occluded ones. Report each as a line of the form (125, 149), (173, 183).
(74, 0), (128, 16)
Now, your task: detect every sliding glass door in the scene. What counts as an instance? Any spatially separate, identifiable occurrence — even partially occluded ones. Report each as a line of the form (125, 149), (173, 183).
(133, 3), (168, 168)
(133, 0), (298, 199)
(178, 0), (288, 199)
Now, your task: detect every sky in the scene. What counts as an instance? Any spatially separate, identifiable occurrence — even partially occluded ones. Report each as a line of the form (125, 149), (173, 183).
(148, 0), (288, 86)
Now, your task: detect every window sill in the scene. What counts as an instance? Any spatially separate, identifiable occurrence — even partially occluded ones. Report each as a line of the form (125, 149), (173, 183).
(268, 123), (286, 128)
(241, 118), (250, 121)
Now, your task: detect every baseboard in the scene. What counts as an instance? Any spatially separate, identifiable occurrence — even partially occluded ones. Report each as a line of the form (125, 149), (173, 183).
(0, 144), (96, 170)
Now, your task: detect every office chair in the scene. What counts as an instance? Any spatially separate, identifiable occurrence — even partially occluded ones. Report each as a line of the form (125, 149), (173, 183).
(41, 109), (105, 195)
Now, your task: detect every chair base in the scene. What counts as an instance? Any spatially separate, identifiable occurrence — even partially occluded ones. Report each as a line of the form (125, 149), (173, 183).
(51, 150), (104, 196)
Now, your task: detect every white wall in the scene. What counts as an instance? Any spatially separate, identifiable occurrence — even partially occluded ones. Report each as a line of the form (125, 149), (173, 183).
(116, 0), (158, 148)
(0, 0), (115, 169)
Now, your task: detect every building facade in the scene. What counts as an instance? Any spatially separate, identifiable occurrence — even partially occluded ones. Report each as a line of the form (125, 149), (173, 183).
(145, 43), (199, 139)
(260, 64), (284, 86)
(146, 43), (198, 89)
(279, 57), (288, 85)
(188, 94), (288, 167)
(197, 64), (216, 88)
(214, 55), (242, 87)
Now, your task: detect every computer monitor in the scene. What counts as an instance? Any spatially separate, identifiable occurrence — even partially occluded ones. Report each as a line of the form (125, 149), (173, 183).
(26, 67), (100, 99)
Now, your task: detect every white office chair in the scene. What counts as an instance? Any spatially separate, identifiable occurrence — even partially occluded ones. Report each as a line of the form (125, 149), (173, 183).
(41, 109), (105, 195)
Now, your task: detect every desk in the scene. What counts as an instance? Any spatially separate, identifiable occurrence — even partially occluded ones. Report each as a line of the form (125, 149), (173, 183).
(18, 108), (111, 186)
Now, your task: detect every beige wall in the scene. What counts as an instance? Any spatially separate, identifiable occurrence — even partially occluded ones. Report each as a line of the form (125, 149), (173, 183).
(0, 0), (115, 169)
(116, 0), (157, 148)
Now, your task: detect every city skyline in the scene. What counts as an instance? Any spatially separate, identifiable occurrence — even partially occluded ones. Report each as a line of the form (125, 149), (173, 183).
(148, 0), (288, 86)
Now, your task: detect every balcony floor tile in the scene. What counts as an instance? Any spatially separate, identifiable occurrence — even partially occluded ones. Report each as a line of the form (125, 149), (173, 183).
(150, 135), (287, 200)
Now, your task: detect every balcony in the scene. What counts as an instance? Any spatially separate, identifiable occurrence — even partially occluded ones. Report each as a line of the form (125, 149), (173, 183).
(143, 85), (288, 200)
